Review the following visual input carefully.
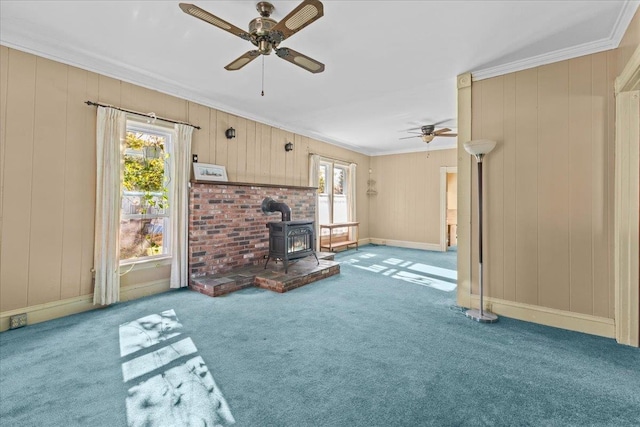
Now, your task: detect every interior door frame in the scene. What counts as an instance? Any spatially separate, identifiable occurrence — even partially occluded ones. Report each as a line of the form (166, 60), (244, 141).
(614, 44), (640, 347)
(440, 166), (458, 252)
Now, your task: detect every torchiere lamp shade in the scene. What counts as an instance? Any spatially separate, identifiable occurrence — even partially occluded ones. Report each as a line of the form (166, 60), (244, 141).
(463, 139), (496, 157)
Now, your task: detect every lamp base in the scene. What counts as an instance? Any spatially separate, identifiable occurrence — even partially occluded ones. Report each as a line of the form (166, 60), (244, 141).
(465, 309), (499, 323)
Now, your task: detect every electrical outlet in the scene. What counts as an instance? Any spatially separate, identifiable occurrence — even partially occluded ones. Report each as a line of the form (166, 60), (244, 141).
(192, 154), (198, 163)
(9, 313), (27, 329)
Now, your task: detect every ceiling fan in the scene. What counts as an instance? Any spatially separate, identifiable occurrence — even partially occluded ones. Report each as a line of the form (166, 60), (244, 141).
(400, 124), (458, 143)
(179, 0), (325, 74)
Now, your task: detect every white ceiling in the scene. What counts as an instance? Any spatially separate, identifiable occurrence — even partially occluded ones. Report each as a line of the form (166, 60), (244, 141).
(1, 1), (638, 155)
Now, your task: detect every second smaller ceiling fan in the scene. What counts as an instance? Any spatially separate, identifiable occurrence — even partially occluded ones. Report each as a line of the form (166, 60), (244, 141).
(400, 124), (458, 144)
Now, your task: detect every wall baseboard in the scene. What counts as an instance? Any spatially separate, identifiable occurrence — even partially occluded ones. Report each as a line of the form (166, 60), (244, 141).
(468, 295), (615, 339)
(0, 280), (171, 332)
(368, 238), (443, 252)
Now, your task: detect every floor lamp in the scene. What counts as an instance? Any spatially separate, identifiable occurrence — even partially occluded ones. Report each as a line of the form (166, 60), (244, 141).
(464, 139), (499, 323)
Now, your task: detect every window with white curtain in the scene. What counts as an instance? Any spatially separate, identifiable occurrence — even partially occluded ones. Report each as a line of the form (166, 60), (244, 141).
(318, 159), (351, 236)
(120, 121), (173, 263)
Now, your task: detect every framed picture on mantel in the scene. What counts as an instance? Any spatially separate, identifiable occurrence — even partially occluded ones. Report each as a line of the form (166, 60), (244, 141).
(193, 163), (228, 182)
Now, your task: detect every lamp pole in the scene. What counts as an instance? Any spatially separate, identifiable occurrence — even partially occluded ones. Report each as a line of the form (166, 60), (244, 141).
(464, 140), (498, 323)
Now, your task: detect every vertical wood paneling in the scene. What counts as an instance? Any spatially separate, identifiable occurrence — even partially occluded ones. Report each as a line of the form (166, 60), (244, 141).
(591, 52), (610, 318)
(293, 134), (305, 187)
(370, 149), (456, 244)
(245, 120), (257, 183)
(568, 56), (594, 314)
(483, 76), (505, 299)
(80, 71), (99, 296)
(472, 52), (617, 320)
(208, 109), (218, 164)
(260, 123), (271, 183)
(187, 101), (211, 164)
(60, 66), (88, 300)
(271, 128), (286, 184)
(470, 82), (482, 293)
(406, 154), (418, 240)
(284, 130), (295, 183)
(0, 46), (8, 218)
(97, 75), (121, 106)
(502, 73), (517, 301)
(514, 69), (539, 306)
(0, 49), (37, 311)
(28, 57), (68, 305)
(215, 112), (229, 169)
(226, 115), (238, 181)
(537, 62), (570, 311)
(235, 116), (248, 183)
(606, 49), (617, 319)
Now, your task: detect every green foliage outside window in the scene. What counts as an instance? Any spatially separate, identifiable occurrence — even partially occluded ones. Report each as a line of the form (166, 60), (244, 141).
(123, 132), (168, 212)
(120, 131), (169, 260)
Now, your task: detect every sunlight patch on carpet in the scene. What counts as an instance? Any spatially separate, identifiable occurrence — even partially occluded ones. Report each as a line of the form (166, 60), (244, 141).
(125, 356), (235, 427)
(119, 309), (182, 357)
(122, 338), (198, 382)
(119, 311), (235, 426)
(408, 263), (457, 280)
(343, 252), (457, 292)
(392, 271), (457, 291)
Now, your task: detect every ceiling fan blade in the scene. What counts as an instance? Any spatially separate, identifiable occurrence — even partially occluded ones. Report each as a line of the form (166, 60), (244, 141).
(399, 135), (421, 140)
(275, 48), (324, 73)
(437, 133), (458, 137)
(270, 0), (324, 42)
(433, 128), (452, 135)
(433, 118), (454, 127)
(224, 50), (261, 71)
(179, 3), (250, 41)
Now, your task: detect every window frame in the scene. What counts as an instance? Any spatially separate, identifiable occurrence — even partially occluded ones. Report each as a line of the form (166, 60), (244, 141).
(119, 120), (175, 266)
(318, 159), (352, 239)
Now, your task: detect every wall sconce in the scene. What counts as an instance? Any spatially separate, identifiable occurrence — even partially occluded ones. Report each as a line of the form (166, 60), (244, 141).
(225, 127), (236, 139)
(284, 142), (294, 152)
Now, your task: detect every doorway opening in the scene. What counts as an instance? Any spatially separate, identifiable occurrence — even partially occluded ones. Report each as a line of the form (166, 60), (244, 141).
(440, 166), (458, 252)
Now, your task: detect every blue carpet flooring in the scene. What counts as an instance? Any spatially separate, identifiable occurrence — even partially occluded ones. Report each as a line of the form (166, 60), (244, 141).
(1, 244), (638, 426)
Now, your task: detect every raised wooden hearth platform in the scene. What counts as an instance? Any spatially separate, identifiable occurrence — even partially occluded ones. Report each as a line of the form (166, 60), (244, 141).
(190, 252), (339, 297)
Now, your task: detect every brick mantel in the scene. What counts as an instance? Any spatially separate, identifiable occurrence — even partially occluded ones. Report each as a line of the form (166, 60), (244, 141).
(189, 182), (317, 282)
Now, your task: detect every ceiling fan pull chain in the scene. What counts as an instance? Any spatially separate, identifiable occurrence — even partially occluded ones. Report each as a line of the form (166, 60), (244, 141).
(261, 55), (265, 96)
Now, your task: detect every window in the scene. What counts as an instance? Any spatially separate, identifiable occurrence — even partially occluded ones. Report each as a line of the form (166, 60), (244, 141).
(120, 122), (173, 262)
(318, 160), (351, 237)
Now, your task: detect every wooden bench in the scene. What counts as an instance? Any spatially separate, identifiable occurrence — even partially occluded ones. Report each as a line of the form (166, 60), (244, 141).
(319, 222), (359, 252)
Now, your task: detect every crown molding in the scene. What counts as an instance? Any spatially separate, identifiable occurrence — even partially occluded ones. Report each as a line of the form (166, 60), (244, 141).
(472, 1), (640, 81)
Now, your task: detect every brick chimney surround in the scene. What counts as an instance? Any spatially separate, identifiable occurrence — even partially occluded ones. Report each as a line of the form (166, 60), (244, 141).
(189, 181), (317, 283)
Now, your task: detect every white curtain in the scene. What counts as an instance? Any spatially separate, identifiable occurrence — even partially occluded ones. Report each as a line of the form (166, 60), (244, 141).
(348, 163), (357, 239)
(309, 154), (320, 250)
(170, 124), (194, 288)
(94, 106), (126, 305)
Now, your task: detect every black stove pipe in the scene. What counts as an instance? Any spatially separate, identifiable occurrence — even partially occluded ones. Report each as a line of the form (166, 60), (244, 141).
(261, 197), (292, 221)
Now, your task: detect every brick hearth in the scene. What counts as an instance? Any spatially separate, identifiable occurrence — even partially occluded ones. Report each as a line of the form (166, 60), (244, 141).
(190, 252), (339, 297)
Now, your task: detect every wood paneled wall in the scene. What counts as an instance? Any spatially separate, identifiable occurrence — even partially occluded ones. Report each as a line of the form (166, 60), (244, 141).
(369, 149), (457, 247)
(0, 46), (369, 313)
(470, 51), (617, 319)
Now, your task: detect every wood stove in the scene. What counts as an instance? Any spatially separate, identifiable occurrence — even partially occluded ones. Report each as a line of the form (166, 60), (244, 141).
(262, 197), (319, 273)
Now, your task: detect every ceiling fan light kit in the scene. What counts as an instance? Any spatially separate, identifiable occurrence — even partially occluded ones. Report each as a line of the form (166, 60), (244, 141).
(400, 123), (458, 144)
(179, 0), (325, 74)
